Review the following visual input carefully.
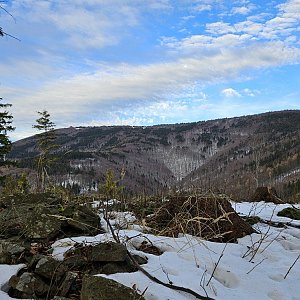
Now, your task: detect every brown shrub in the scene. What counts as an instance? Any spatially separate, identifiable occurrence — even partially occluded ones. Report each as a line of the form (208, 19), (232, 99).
(146, 193), (255, 243)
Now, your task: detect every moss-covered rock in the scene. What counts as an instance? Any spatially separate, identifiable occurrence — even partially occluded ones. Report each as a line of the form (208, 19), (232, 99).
(0, 193), (102, 241)
(64, 242), (128, 263)
(277, 207), (300, 220)
(34, 255), (68, 280)
(24, 206), (63, 240)
(80, 275), (144, 300)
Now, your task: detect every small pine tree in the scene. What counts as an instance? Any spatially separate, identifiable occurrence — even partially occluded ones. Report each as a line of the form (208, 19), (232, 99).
(32, 110), (57, 191)
(0, 98), (15, 170)
(0, 98), (15, 162)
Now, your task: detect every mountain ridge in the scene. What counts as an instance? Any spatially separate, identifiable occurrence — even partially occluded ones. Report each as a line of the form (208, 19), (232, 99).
(8, 109), (300, 200)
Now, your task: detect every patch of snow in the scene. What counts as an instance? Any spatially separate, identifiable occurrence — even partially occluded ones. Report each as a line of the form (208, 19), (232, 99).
(0, 264), (25, 300)
(231, 201), (300, 226)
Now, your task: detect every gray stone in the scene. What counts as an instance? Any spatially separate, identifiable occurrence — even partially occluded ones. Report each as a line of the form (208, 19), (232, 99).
(9, 272), (49, 297)
(62, 205), (101, 235)
(0, 193), (102, 241)
(35, 255), (68, 280)
(0, 241), (25, 264)
(80, 275), (144, 300)
(58, 271), (78, 297)
(88, 242), (128, 262)
(95, 262), (136, 275)
(24, 206), (63, 240)
(64, 242), (128, 263)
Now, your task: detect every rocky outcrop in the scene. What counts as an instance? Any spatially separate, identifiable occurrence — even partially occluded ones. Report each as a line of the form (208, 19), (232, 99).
(0, 194), (147, 298)
(7, 242), (146, 299)
(0, 193), (103, 241)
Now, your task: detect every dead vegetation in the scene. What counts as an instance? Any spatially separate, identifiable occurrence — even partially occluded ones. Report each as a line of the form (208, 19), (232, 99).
(146, 192), (255, 242)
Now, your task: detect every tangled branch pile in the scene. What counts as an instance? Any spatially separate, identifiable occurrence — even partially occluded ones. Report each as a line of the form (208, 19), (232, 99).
(147, 193), (255, 242)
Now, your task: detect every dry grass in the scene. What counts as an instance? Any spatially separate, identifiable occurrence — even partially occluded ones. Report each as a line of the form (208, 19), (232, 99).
(146, 192), (255, 243)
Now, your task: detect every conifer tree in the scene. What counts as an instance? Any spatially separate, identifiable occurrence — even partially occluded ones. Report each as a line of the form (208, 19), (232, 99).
(0, 98), (15, 186)
(0, 97), (15, 166)
(33, 110), (57, 191)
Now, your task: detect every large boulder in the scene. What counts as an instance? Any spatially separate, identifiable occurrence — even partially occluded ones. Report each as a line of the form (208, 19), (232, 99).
(147, 193), (255, 242)
(34, 255), (68, 280)
(80, 275), (144, 300)
(0, 193), (61, 208)
(24, 205), (63, 240)
(64, 242), (128, 263)
(60, 205), (101, 236)
(64, 242), (140, 275)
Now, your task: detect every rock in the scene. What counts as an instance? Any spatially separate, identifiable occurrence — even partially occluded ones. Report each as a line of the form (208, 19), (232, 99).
(131, 254), (148, 265)
(0, 241), (26, 264)
(89, 242), (128, 262)
(24, 205), (63, 240)
(63, 242), (147, 275)
(277, 207), (300, 220)
(80, 275), (144, 300)
(96, 261), (136, 275)
(147, 193), (255, 242)
(0, 206), (25, 238)
(62, 254), (87, 270)
(58, 271), (78, 297)
(9, 272), (49, 298)
(0, 193), (61, 208)
(61, 205), (101, 236)
(251, 186), (283, 204)
(34, 255), (68, 280)
(0, 193), (102, 241)
(64, 242), (128, 262)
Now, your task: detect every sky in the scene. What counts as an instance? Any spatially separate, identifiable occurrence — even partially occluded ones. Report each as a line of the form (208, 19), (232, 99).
(1, 0), (300, 140)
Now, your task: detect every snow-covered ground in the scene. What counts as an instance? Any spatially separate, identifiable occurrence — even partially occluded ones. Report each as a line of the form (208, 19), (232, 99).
(1, 201), (300, 300)
(232, 201), (300, 226)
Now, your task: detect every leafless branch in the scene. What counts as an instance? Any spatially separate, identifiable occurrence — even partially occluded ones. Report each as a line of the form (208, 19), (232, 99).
(284, 253), (300, 279)
(206, 243), (227, 286)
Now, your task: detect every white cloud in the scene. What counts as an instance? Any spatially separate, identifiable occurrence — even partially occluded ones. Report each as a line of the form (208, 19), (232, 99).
(243, 88), (257, 97)
(221, 88), (241, 97)
(9, 0), (172, 50)
(232, 6), (250, 15)
(5, 40), (299, 128)
(194, 4), (212, 12)
(206, 22), (235, 35)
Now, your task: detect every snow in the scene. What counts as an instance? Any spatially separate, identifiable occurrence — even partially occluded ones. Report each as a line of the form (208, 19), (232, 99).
(1, 201), (300, 300)
(232, 201), (300, 226)
(0, 264), (25, 300)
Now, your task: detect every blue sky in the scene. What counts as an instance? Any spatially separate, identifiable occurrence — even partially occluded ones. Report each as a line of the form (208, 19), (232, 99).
(1, 0), (300, 140)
